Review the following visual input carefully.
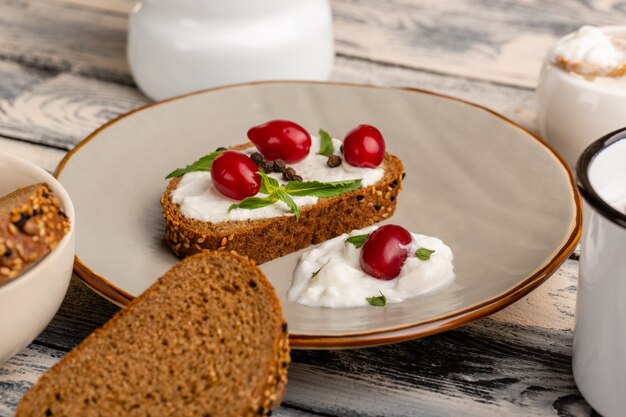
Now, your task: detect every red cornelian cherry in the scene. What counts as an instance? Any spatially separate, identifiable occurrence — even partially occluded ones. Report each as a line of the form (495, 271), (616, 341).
(360, 225), (412, 280)
(342, 124), (385, 168)
(247, 120), (311, 163)
(211, 151), (260, 200)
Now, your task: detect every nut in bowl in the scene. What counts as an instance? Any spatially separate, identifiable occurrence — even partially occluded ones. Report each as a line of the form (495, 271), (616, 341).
(0, 152), (75, 364)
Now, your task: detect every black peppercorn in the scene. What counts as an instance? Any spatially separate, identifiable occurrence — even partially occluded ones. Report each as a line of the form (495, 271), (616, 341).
(327, 155), (342, 168)
(273, 159), (287, 173)
(250, 152), (264, 166)
(260, 161), (273, 173)
(282, 167), (297, 181)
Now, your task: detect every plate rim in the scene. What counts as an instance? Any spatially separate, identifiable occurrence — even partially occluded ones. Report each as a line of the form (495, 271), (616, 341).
(56, 80), (582, 349)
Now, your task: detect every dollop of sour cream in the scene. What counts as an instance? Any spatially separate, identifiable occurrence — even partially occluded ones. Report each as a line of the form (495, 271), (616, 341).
(552, 26), (625, 73)
(171, 135), (384, 223)
(287, 226), (455, 308)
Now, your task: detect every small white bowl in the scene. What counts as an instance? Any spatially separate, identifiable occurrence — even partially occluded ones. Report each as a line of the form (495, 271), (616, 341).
(0, 151), (75, 364)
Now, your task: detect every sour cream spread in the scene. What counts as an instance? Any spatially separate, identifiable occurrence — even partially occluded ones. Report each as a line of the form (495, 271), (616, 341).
(171, 135), (384, 223)
(552, 26), (626, 77)
(287, 226), (455, 308)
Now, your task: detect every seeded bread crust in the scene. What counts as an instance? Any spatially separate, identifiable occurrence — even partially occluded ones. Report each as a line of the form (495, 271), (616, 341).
(16, 250), (290, 417)
(0, 183), (70, 284)
(162, 147), (404, 264)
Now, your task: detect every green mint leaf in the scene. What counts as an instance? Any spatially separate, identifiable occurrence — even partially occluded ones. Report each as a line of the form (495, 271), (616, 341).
(165, 150), (224, 179)
(366, 291), (387, 307)
(415, 247), (435, 261)
(318, 129), (335, 156)
(345, 234), (369, 249)
(274, 189), (301, 220)
(284, 179), (362, 198)
(311, 263), (326, 277)
(228, 195), (277, 212)
(258, 170), (279, 194)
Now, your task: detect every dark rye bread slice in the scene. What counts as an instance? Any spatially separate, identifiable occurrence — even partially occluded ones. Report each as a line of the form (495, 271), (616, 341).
(16, 251), (290, 417)
(0, 183), (70, 284)
(162, 148), (404, 264)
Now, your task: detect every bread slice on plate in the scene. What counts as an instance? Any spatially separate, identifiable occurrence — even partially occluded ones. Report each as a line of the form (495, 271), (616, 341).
(16, 251), (290, 417)
(0, 183), (70, 284)
(162, 147), (404, 264)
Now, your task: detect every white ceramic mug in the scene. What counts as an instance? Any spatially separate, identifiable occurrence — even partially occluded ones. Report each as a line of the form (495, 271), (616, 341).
(127, 0), (335, 100)
(536, 26), (626, 167)
(574, 128), (626, 417)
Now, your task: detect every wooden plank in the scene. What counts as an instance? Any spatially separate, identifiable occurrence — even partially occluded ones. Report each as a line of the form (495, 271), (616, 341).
(0, 55), (536, 150)
(2, 0), (626, 89)
(332, 0), (625, 88)
(333, 55), (537, 133)
(0, 137), (66, 172)
(0, 0), (130, 81)
(0, 345), (63, 417)
(0, 60), (148, 148)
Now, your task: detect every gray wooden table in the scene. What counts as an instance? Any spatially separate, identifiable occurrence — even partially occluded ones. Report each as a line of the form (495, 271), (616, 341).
(0, 1), (619, 415)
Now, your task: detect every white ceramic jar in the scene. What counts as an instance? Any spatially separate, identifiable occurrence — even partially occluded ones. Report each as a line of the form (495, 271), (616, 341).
(536, 26), (626, 167)
(127, 0), (335, 100)
(574, 128), (626, 417)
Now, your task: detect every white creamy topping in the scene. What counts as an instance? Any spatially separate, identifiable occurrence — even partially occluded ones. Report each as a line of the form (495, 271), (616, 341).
(171, 135), (385, 223)
(552, 26), (625, 73)
(287, 226), (455, 308)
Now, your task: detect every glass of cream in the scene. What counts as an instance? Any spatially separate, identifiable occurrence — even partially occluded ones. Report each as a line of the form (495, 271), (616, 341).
(537, 26), (626, 166)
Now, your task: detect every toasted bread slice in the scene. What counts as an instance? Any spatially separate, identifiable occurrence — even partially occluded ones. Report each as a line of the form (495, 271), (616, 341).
(162, 148), (404, 264)
(0, 183), (70, 284)
(16, 251), (290, 417)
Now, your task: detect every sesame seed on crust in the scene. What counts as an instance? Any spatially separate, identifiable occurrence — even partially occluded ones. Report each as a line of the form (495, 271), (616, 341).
(0, 184), (70, 284)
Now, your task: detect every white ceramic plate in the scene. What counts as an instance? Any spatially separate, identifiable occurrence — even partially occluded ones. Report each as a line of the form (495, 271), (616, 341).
(57, 81), (580, 349)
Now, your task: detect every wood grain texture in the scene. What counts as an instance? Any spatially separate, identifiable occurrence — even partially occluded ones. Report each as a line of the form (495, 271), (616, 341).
(0, 0), (130, 81)
(332, 0), (626, 88)
(333, 55), (537, 133)
(0, 55), (536, 151)
(0, 345), (62, 417)
(0, 60), (148, 149)
(0, 137), (65, 171)
(3, 0), (626, 89)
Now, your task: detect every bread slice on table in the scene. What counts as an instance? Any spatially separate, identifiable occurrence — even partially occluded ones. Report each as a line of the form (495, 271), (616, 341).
(0, 183), (70, 284)
(162, 146), (404, 264)
(16, 251), (290, 417)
